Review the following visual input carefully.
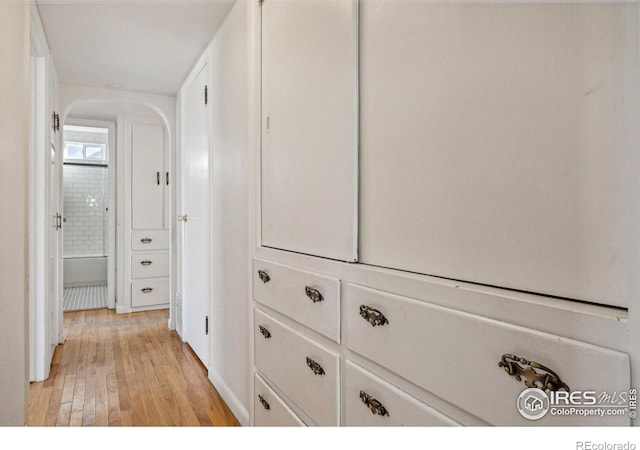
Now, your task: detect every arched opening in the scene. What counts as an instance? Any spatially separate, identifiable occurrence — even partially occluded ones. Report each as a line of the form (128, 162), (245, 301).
(40, 95), (177, 364)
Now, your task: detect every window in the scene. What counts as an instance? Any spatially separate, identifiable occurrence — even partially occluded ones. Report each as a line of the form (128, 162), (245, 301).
(63, 125), (109, 165)
(63, 142), (107, 164)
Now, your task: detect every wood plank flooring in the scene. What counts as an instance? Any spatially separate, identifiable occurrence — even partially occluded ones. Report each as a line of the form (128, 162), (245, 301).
(29, 308), (240, 426)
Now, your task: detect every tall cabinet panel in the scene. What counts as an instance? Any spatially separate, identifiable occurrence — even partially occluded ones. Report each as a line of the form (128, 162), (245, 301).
(132, 123), (166, 230)
(261, 0), (358, 262)
(358, 2), (638, 307)
(130, 122), (169, 310)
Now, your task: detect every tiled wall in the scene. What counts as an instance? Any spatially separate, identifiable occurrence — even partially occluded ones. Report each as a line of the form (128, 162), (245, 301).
(63, 165), (109, 257)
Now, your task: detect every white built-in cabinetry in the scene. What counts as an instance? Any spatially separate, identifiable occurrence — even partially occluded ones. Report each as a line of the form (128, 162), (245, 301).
(252, 0), (636, 427)
(260, 0), (357, 262)
(130, 122), (170, 309)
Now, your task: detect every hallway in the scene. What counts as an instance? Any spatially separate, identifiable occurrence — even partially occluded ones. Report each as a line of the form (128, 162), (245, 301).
(28, 309), (239, 426)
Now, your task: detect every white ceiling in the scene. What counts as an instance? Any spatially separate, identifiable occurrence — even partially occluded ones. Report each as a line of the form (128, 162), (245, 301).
(36, 0), (236, 96)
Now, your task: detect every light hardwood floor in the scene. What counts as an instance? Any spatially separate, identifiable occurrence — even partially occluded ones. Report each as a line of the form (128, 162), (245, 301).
(29, 308), (240, 426)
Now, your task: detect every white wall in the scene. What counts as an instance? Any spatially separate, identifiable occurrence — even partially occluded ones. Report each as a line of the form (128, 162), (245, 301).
(208, 0), (250, 425)
(0, 2), (30, 426)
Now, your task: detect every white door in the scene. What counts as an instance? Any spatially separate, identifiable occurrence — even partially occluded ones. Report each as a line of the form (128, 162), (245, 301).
(49, 141), (61, 360)
(181, 64), (210, 366)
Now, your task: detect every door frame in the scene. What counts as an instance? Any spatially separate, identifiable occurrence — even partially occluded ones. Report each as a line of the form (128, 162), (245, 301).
(61, 118), (117, 310)
(28, 7), (60, 382)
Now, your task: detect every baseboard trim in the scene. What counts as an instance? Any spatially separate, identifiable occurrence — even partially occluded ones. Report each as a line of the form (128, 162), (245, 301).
(208, 369), (250, 426)
(115, 305), (131, 314)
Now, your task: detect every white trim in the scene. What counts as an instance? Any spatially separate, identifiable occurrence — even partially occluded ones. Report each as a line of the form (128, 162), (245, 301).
(208, 369), (250, 426)
(246, 0), (262, 427)
(28, 3), (55, 382)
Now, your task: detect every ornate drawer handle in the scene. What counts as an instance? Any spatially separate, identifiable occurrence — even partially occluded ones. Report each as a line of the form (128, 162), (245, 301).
(258, 325), (271, 339)
(359, 391), (389, 417)
(359, 305), (389, 327)
(257, 270), (270, 284)
(498, 354), (570, 391)
(258, 394), (270, 410)
(140, 238), (152, 244)
(305, 286), (324, 303)
(140, 260), (153, 266)
(305, 357), (325, 376)
(141, 287), (153, 294)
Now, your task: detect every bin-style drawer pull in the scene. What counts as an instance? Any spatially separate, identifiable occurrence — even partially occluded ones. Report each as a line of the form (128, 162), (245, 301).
(359, 391), (389, 417)
(305, 357), (325, 376)
(258, 325), (271, 339)
(141, 287), (153, 294)
(305, 286), (324, 303)
(140, 260), (153, 266)
(359, 305), (389, 327)
(498, 354), (570, 392)
(258, 395), (270, 411)
(257, 270), (270, 284)
(140, 238), (152, 244)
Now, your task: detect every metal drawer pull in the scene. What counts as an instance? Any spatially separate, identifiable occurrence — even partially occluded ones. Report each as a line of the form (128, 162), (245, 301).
(140, 238), (152, 244)
(305, 286), (324, 303)
(258, 325), (271, 339)
(359, 391), (389, 417)
(258, 395), (270, 411)
(359, 305), (389, 327)
(257, 270), (270, 284)
(140, 260), (153, 266)
(498, 354), (570, 392)
(141, 287), (153, 294)
(305, 357), (325, 376)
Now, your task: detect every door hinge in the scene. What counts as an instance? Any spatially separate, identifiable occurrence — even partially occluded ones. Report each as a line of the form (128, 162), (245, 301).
(205, 315), (209, 335)
(204, 85), (208, 106)
(52, 112), (60, 133)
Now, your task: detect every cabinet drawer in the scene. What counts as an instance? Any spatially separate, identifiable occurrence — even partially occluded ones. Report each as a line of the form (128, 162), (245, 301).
(253, 259), (340, 342)
(254, 309), (340, 426)
(132, 229), (169, 251)
(344, 284), (631, 426)
(131, 252), (169, 279)
(131, 278), (169, 308)
(344, 360), (459, 426)
(254, 373), (305, 427)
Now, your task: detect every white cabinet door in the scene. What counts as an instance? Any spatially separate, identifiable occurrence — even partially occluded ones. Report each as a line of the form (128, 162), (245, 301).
(358, 2), (638, 307)
(261, 0), (358, 262)
(131, 123), (165, 230)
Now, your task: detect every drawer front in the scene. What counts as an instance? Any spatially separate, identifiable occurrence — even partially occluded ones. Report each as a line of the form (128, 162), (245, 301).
(131, 252), (169, 279)
(344, 284), (631, 426)
(344, 360), (459, 426)
(131, 277), (169, 307)
(253, 258), (340, 342)
(254, 373), (305, 427)
(254, 309), (340, 426)
(132, 229), (169, 251)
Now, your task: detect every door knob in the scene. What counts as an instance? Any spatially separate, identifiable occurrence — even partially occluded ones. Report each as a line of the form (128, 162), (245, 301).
(178, 214), (188, 222)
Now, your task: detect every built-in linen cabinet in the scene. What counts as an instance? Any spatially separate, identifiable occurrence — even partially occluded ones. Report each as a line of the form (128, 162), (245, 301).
(260, 0), (358, 262)
(252, 0), (636, 428)
(130, 122), (170, 310)
(357, 1), (637, 308)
